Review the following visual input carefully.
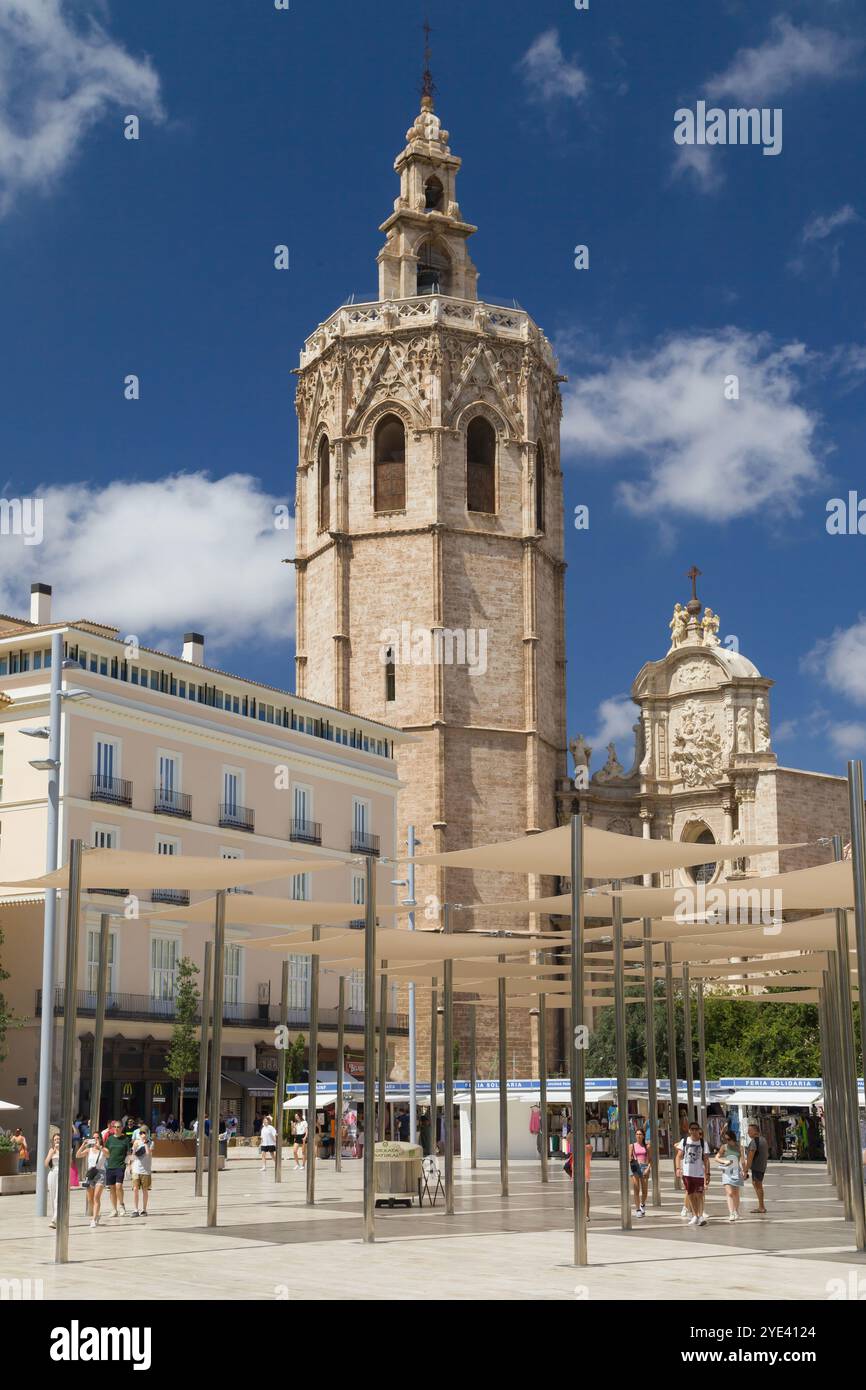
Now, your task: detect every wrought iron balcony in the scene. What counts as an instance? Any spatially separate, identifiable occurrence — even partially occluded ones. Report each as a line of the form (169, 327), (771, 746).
(151, 888), (191, 907)
(154, 787), (192, 819)
(90, 774), (132, 807)
(351, 830), (380, 856)
(36, 988), (409, 1034)
(219, 803), (254, 832)
(289, 817), (322, 846)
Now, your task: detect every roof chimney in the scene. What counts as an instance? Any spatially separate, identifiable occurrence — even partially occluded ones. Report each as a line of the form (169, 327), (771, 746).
(30, 583), (52, 625)
(182, 632), (205, 665)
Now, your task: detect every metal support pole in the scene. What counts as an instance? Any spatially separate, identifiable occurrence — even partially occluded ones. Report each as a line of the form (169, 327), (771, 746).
(683, 963), (695, 1124)
(274, 959), (289, 1183)
(469, 1004), (477, 1169)
(362, 856), (377, 1243)
(307, 925), (320, 1205)
(612, 884), (631, 1230)
(430, 977), (438, 1155)
(335, 975), (345, 1173)
(538, 962), (549, 1184)
(818, 986), (836, 1188)
(206, 892), (226, 1228)
(570, 814), (588, 1265)
(642, 919), (661, 1207)
(89, 914), (110, 1139)
(832, 831), (866, 1244)
(846, 762), (866, 1187)
(498, 948), (508, 1198)
(823, 965), (847, 1206)
(407, 824), (418, 1146)
(696, 978), (708, 1134)
(378, 961), (388, 1141)
(664, 942), (680, 1191)
(443, 904), (454, 1214)
(36, 628), (64, 1217)
(55, 838), (82, 1264)
(194, 940), (212, 1199)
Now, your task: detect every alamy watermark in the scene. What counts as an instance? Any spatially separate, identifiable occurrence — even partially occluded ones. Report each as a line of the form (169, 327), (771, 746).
(0, 497), (43, 545)
(379, 623), (488, 676)
(674, 884), (783, 929)
(674, 102), (782, 158)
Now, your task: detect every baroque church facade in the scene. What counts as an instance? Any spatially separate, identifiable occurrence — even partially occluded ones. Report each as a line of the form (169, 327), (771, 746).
(292, 91), (845, 1077)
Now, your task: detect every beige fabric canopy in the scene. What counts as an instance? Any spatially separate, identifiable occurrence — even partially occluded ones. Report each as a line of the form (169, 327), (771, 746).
(408, 823), (800, 880)
(157, 896), (366, 927)
(1, 849), (344, 893)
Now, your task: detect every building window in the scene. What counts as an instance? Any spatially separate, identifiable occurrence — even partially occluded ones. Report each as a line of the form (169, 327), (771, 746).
(288, 955), (311, 1010)
(224, 944), (242, 1011)
(687, 828), (717, 885)
(373, 414), (406, 512)
(0, 734), (4, 800)
(467, 417), (496, 514)
(424, 175), (444, 210)
(416, 238), (450, 295)
(385, 656), (396, 703)
(318, 434), (331, 532)
(150, 936), (179, 1004)
(291, 872), (311, 902)
(156, 836), (180, 857)
(94, 738), (119, 790)
(92, 826), (117, 850)
(86, 928), (117, 996)
(349, 969), (365, 1012)
(536, 440), (546, 534)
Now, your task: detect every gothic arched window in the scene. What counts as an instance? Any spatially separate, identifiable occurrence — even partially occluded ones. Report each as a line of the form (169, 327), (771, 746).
(318, 434), (330, 532)
(536, 440), (546, 534)
(466, 417), (496, 514)
(416, 239), (450, 296)
(688, 828), (717, 886)
(374, 414), (406, 512)
(424, 176), (444, 211)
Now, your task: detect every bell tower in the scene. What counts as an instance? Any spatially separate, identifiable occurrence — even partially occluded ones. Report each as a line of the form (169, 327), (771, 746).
(292, 85), (568, 1076)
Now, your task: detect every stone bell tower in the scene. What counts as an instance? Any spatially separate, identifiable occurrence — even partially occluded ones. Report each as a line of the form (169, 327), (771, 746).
(292, 87), (568, 1076)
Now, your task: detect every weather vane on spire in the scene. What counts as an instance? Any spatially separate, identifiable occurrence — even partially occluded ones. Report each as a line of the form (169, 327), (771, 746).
(421, 18), (436, 105)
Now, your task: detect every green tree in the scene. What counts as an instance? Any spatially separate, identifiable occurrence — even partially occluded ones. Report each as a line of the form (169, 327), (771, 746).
(287, 1034), (306, 1082)
(0, 924), (16, 1065)
(165, 957), (200, 1128)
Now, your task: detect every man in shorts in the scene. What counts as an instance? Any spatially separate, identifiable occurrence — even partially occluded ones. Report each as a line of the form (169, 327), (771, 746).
(130, 1125), (153, 1217)
(745, 1122), (769, 1213)
(104, 1119), (131, 1216)
(675, 1121), (711, 1227)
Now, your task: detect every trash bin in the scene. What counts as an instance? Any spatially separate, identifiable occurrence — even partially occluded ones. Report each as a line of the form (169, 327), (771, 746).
(373, 1141), (423, 1207)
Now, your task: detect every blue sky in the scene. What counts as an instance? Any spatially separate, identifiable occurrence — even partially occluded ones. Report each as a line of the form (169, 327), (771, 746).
(1, 0), (865, 776)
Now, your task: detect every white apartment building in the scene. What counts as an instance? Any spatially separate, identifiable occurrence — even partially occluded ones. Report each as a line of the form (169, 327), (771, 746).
(0, 584), (408, 1136)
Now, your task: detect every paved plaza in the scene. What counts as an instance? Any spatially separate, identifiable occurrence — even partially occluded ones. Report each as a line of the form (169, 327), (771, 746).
(4, 1153), (866, 1301)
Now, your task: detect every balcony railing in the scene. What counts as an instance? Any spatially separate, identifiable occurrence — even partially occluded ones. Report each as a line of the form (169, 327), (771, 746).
(87, 888), (129, 898)
(90, 774), (132, 807)
(219, 803), (254, 832)
(36, 988), (409, 1034)
(151, 889), (190, 907)
(154, 787), (192, 819)
(289, 818), (322, 846)
(351, 830), (380, 856)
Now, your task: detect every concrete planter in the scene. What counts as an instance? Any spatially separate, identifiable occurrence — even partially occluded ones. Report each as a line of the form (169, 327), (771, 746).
(0, 1152), (19, 1177)
(152, 1139), (197, 1159)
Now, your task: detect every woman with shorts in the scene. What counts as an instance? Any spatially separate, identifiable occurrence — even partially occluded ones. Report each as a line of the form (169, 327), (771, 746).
(629, 1127), (652, 1217)
(713, 1128), (745, 1221)
(77, 1131), (108, 1227)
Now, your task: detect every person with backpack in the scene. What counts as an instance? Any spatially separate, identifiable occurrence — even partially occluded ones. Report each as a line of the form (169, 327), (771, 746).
(713, 1128), (745, 1221)
(675, 1121), (711, 1227)
(629, 1127), (652, 1217)
(130, 1125), (153, 1216)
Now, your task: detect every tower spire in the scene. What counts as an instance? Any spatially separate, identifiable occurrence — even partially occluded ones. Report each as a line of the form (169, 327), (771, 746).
(421, 18), (436, 109)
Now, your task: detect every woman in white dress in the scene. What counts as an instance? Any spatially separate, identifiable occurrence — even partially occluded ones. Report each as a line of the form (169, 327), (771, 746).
(44, 1133), (62, 1227)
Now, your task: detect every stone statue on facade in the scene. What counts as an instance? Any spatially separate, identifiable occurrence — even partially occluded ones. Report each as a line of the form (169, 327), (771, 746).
(701, 608), (720, 646)
(670, 699), (723, 787)
(754, 697), (771, 753)
(736, 707), (753, 753)
(669, 602), (688, 647)
(596, 742), (625, 781)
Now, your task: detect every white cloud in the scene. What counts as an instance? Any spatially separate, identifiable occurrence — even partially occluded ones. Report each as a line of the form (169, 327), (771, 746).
(0, 0), (163, 216)
(0, 473), (293, 656)
(803, 205), (860, 242)
(827, 721), (866, 758)
(561, 329), (823, 522)
(670, 144), (725, 194)
(804, 619), (866, 705)
(585, 694), (636, 765)
(519, 30), (588, 105)
(706, 17), (861, 102)
(789, 204), (861, 275)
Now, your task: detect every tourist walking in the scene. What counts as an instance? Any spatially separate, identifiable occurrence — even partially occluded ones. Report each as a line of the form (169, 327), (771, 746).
(292, 1112), (307, 1169)
(130, 1125), (153, 1217)
(713, 1129), (745, 1221)
(629, 1127), (651, 1217)
(744, 1122), (769, 1214)
(11, 1127), (29, 1173)
(260, 1114), (277, 1172)
(564, 1139), (593, 1221)
(104, 1119), (131, 1217)
(44, 1133), (61, 1227)
(675, 1121), (711, 1227)
(77, 1130), (108, 1227)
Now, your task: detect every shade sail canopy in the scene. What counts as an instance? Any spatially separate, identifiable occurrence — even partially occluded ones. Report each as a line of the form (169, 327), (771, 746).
(250, 926), (561, 962)
(408, 824), (800, 880)
(607, 860), (854, 916)
(2, 849), (344, 893)
(159, 896), (367, 927)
